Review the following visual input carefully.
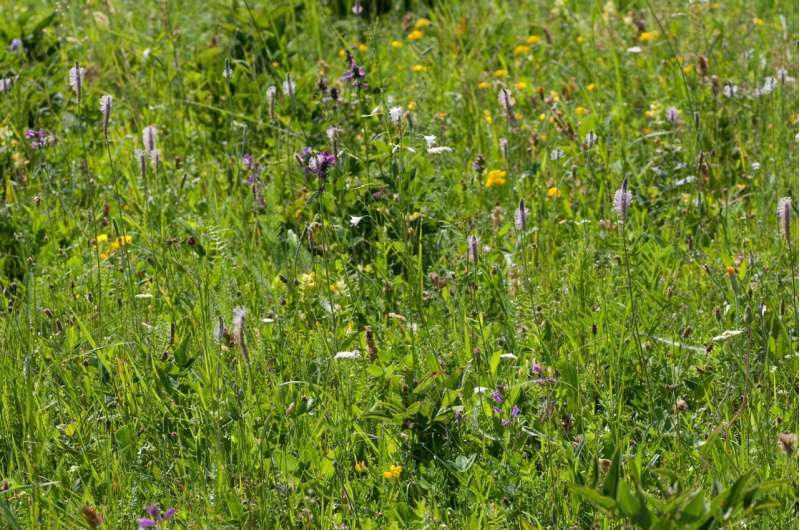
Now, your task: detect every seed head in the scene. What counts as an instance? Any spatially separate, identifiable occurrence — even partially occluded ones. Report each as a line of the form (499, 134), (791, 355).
(69, 63), (85, 103)
(467, 235), (479, 264)
(99, 95), (112, 140)
(514, 199), (528, 231)
(142, 125), (157, 152)
(778, 196), (792, 241)
(266, 85), (277, 120)
(613, 179), (633, 221)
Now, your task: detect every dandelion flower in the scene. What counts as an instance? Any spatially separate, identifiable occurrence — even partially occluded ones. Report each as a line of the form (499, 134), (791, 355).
(575, 106), (588, 115)
(408, 30), (424, 41)
(586, 83), (596, 92)
(526, 35), (541, 45)
(415, 18), (431, 29)
(638, 31), (659, 42)
(515, 81), (527, 90)
(494, 69), (509, 78)
(478, 80), (491, 90)
(752, 17), (765, 26)
(546, 186), (561, 199)
(513, 45), (529, 56)
(484, 169), (508, 188)
(390, 40), (403, 49)
(411, 64), (429, 73)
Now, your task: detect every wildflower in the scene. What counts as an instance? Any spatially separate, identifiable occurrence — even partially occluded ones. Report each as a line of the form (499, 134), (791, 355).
(99, 95), (112, 140)
(779, 433), (797, 455)
(340, 50), (367, 89)
(478, 80), (491, 89)
(9, 38), (21, 52)
(150, 149), (160, 170)
(613, 179), (633, 221)
(626, 46), (642, 54)
(778, 197), (792, 241)
(638, 31), (659, 42)
(576, 35), (585, 44)
(415, 18), (431, 29)
(753, 76), (778, 97)
(511, 405), (520, 417)
(575, 106), (588, 115)
(334, 349), (361, 360)
(355, 462), (367, 473)
(530, 362), (543, 375)
(526, 35), (541, 45)
(550, 148), (564, 160)
(494, 69), (509, 78)
(515, 81), (527, 90)
(515, 199), (528, 231)
(383, 465), (402, 479)
(725, 265), (737, 278)
(484, 169), (508, 188)
(223, 59), (233, 80)
(266, 85), (277, 120)
(586, 83), (596, 92)
(467, 235), (478, 264)
(722, 83), (738, 98)
(427, 145), (452, 154)
(357, 43), (368, 53)
(69, 64), (85, 103)
(389, 106), (404, 126)
(390, 40), (403, 49)
(665, 106), (679, 123)
(513, 45), (529, 56)
(473, 155), (486, 174)
(142, 125), (157, 153)
(96, 234), (109, 243)
(137, 505), (176, 529)
(135, 149), (147, 178)
(492, 406), (503, 415)
(584, 131), (598, 149)
(546, 186), (561, 199)
(498, 87), (514, 111)
(282, 75), (295, 97)
(0, 76), (17, 93)
(411, 64), (429, 73)
(491, 389), (504, 404)
(408, 30), (424, 41)
(752, 17), (765, 26)
(25, 128), (51, 150)
(352, 0), (362, 15)
(499, 138), (509, 159)
(407, 100), (416, 111)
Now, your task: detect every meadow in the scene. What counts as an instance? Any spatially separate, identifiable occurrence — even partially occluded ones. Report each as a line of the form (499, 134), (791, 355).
(0, 0), (798, 528)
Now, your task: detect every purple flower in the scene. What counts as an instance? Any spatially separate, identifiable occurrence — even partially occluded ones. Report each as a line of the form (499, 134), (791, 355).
(69, 64), (85, 103)
(778, 197), (792, 241)
(492, 406), (503, 415)
(491, 390), (504, 404)
(9, 38), (21, 52)
(242, 154), (254, 170)
(514, 199), (528, 231)
(614, 186), (633, 222)
(511, 405), (520, 417)
(352, 0), (363, 14)
(665, 106), (679, 123)
(138, 505), (176, 528)
(501, 418), (512, 427)
(340, 50), (367, 89)
(296, 147), (336, 181)
(530, 362), (543, 375)
(473, 155), (486, 174)
(467, 235), (479, 264)
(26, 128), (51, 150)
(454, 409), (463, 422)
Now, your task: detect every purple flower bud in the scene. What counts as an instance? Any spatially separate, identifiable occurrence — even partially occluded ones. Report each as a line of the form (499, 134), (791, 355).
(137, 518), (156, 528)
(69, 64), (85, 103)
(145, 505), (159, 517)
(492, 406), (503, 415)
(665, 106), (679, 123)
(491, 390), (504, 404)
(511, 405), (520, 417)
(142, 125), (157, 152)
(613, 180), (633, 221)
(162, 507), (176, 520)
(531, 362), (543, 375)
(9, 38), (21, 52)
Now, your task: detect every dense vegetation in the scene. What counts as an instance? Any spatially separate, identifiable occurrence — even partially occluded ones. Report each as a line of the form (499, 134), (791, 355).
(0, 0), (797, 527)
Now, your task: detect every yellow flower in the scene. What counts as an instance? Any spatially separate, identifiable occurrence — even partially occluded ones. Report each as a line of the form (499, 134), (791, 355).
(513, 45), (529, 56)
(96, 234), (109, 244)
(355, 462), (367, 473)
(638, 31), (659, 42)
(725, 265), (737, 277)
(407, 101), (416, 111)
(586, 83), (596, 92)
(408, 30), (424, 41)
(683, 64), (693, 74)
(494, 69), (509, 78)
(478, 81), (491, 89)
(109, 235), (133, 251)
(538, 113), (546, 121)
(575, 106), (588, 115)
(484, 169), (508, 189)
(383, 465), (402, 479)
(390, 40), (403, 49)
(515, 81), (527, 90)
(644, 102), (660, 119)
(546, 186), (561, 199)
(414, 18), (431, 29)
(330, 279), (346, 295)
(526, 35), (541, 45)
(271, 61), (279, 69)
(299, 272), (316, 289)
(411, 64), (429, 73)
(548, 90), (560, 103)
(357, 43), (368, 53)
(513, 111), (522, 121)
(752, 17), (765, 26)
(576, 35), (585, 44)
(483, 110), (493, 124)
(338, 49), (347, 59)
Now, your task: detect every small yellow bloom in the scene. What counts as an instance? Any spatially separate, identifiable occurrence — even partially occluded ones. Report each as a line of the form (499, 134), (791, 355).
(586, 83), (596, 92)
(383, 465), (402, 479)
(576, 35), (585, 44)
(478, 81), (491, 90)
(638, 31), (659, 42)
(515, 81), (527, 90)
(644, 102), (660, 119)
(355, 462), (367, 473)
(725, 265), (737, 277)
(494, 69), (509, 78)
(100, 252), (111, 260)
(299, 272), (316, 289)
(330, 279), (346, 295)
(407, 101), (416, 111)
(96, 234), (109, 244)
(415, 18), (431, 29)
(575, 106), (588, 115)
(390, 40), (403, 49)
(546, 186), (561, 199)
(483, 110), (493, 124)
(538, 112), (546, 121)
(683, 64), (694, 74)
(513, 45), (530, 56)
(548, 90), (560, 103)
(752, 17), (765, 26)
(357, 43), (368, 53)
(271, 61), (279, 69)
(526, 35), (541, 45)
(484, 169), (508, 189)
(408, 30), (424, 41)
(411, 64), (429, 73)
(338, 49), (347, 59)
(513, 111), (523, 121)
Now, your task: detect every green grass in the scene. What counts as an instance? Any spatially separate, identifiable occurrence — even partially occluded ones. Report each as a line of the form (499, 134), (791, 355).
(0, 0), (797, 527)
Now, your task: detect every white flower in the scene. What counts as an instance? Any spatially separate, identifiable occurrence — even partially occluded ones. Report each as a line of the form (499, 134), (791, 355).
(499, 353), (518, 360)
(143, 48), (151, 60)
(232, 306), (247, 336)
(389, 106), (403, 125)
(349, 216), (364, 226)
(282, 75), (295, 97)
(711, 329), (744, 342)
(473, 386), (488, 394)
(753, 76), (778, 97)
(427, 146), (453, 154)
(722, 84), (738, 98)
(627, 46), (642, 54)
(142, 125), (157, 152)
(68, 65), (85, 98)
(550, 148), (564, 160)
(334, 349), (361, 360)
(424, 135), (437, 148)
(584, 131), (598, 148)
